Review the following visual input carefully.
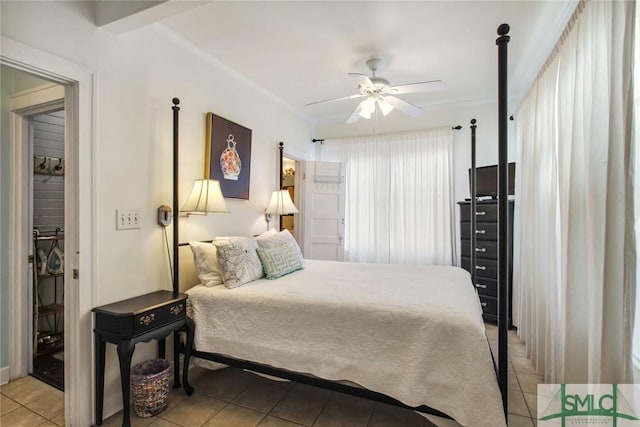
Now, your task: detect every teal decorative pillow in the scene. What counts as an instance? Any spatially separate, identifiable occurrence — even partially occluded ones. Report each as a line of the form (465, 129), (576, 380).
(257, 242), (304, 280)
(256, 229), (304, 265)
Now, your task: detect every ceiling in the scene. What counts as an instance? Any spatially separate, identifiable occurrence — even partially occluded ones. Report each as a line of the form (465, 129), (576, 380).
(152, 1), (577, 127)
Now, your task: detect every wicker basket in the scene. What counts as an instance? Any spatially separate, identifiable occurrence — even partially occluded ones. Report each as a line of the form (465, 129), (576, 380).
(130, 359), (171, 417)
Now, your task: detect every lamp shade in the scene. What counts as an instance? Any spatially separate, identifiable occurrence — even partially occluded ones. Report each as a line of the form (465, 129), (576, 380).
(181, 179), (230, 214)
(265, 189), (298, 215)
(358, 98), (376, 119)
(377, 99), (394, 116)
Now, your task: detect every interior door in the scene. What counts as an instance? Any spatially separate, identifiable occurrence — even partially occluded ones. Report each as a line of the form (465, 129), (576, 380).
(302, 161), (345, 261)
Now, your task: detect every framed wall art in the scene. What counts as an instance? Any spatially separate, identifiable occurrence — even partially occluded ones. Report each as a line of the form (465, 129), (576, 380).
(205, 113), (252, 199)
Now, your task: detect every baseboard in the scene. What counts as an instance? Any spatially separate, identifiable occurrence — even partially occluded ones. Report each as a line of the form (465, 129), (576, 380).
(0, 365), (10, 385)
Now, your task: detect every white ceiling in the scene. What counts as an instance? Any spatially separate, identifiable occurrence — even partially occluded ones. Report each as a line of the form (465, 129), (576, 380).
(151, 1), (577, 127)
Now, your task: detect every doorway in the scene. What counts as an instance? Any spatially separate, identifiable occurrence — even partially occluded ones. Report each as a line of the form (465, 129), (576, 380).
(2, 66), (66, 395)
(300, 161), (345, 261)
(281, 156), (297, 237)
(2, 36), (95, 426)
(31, 109), (66, 391)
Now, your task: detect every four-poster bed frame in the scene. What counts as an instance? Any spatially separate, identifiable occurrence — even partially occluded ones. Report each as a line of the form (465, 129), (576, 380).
(172, 23), (512, 425)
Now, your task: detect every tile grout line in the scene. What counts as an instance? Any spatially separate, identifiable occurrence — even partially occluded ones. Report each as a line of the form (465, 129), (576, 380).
(308, 390), (334, 427)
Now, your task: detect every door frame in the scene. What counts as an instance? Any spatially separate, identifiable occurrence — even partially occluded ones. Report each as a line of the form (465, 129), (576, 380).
(2, 36), (95, 426)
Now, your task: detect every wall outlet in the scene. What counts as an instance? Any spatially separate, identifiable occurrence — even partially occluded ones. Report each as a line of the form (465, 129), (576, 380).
(116, 209), (141, 230)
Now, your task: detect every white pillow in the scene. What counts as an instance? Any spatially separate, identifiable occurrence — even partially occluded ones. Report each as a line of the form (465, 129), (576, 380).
(214, 236), (264, 289)
(189, 241), (223, 287)
(256, 228), (278, 241)
(256, 229), (304, 264)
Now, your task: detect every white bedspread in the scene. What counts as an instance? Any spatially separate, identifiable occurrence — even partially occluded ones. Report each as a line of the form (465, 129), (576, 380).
(186, 260), (505, 427)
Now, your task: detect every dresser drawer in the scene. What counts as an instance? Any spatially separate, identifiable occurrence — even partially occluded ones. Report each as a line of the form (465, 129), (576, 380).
(460, 239), (498, 259)
(134, 301), (186, 334)
(460, 203), (498, 222)
(460, 222), (497, 241)
(474, 277), (497, 297)
(461, 257), (498, 279)
(478, 295), (497, 315)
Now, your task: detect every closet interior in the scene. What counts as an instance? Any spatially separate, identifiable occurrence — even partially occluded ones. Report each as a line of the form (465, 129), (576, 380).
(31, 110), (65, 391)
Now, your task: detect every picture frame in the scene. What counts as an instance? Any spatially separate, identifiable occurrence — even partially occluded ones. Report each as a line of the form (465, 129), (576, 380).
(205, 113), (252, 199)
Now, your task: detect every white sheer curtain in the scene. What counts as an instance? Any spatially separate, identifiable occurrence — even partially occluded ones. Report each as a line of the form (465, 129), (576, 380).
(514, 0), (636, 384)
(322, 127), (455, 265)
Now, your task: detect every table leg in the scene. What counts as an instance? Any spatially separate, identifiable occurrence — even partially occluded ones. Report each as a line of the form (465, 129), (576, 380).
(158, 338), (166, 360)
(116, 340), (135, 427)
(95, 334), (106, 425)
(183, 317), (195, 395)
(172, 330), (181, 389)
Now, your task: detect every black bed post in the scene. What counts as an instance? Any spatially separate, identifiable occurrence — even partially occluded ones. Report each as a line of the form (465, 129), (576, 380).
(496, 24), (510, 416)
(278, 141), (284, 231)
(470, 119), (477, 287)
(278, 142), (284, 190)
(172, 98), (180, 296)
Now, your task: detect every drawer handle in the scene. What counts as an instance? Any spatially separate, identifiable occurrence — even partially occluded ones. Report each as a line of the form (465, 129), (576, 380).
(481, 302), (487, 307)
(139, 314), (155, 326)
(476, 284), (488, 289)
(475, 211), (486, 216)
(476, 265), (487, 271)
(170, 304), (183, 316)
(475, 248), (487, 253)
(476, 230), (486, 234)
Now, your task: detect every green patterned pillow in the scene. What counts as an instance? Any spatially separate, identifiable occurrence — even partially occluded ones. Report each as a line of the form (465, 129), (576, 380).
(256, 229), (304, 265)
(256, 242), (304, 280)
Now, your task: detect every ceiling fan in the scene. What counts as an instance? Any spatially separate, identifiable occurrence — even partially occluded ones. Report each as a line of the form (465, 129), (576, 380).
(306, 58), (446, 124)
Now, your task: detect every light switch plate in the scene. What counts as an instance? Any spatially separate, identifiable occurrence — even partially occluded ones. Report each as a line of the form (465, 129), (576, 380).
(116, 209), (141, 230)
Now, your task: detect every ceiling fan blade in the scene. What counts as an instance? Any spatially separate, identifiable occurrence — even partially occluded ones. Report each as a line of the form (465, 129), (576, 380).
(305, 93), (365, 107)
(383, 95), (424, 117)
(384, 80), (447, 95)
(348, 73), (374, 88)
(346, 101), (364, 124)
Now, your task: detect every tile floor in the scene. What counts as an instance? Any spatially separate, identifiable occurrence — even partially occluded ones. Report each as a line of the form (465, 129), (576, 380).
(0, 324), (543, 427)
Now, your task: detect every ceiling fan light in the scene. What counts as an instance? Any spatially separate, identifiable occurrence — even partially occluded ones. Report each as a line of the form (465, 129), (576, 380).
(378, 99), (394, 116)
(358, 98), (376, 119)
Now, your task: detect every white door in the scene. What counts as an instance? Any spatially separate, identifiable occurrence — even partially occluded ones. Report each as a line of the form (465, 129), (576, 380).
(302, 161), (345, 260)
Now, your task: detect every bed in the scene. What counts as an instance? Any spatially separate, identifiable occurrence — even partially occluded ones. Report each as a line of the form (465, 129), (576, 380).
(185, 258), (505, 427)
(170, 24), (512, 427)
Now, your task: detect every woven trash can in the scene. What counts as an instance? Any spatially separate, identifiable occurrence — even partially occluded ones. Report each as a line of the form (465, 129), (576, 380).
(131, 359), (171, 417)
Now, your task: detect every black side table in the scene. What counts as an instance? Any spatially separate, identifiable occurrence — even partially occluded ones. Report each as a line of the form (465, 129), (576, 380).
(93, 290), (194, 427)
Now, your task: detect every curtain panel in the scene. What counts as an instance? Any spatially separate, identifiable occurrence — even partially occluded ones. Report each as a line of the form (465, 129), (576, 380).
(322, 127), (455, 266)
(513, 0), (636, 384)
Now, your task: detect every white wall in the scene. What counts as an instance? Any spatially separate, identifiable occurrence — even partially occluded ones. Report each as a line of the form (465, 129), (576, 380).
(1, 0), (313, 419)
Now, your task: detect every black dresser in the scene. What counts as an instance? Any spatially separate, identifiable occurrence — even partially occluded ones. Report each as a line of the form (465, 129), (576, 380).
(458, 200), (514, 324)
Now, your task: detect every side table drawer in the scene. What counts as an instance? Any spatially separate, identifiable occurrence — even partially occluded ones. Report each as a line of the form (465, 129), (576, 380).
(134, 301), (186, 334)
